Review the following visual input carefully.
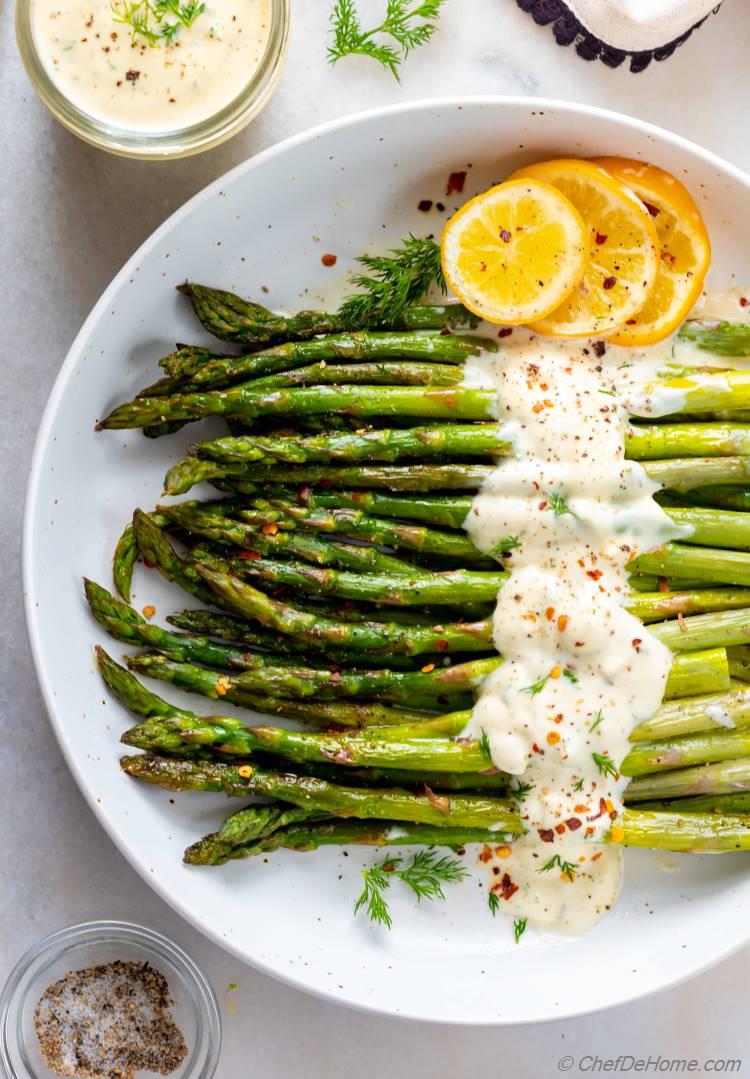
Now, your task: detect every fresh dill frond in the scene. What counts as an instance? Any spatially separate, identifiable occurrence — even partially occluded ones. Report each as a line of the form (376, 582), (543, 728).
(510, 782), (535, 801)
(521, 674), (549, 696)
(572, 777), (585, 793)
(539, 854), (577, 881)
(592, 752), (619, 780)
(479, 728), (492, 761)
(598, 388), (617, 397)
(353, 848), (466, 927)
(488, 891), (500, 917)
(589, 710), (604, 733)
(513, 917), (528, 943)
(337, 235), (444, 328)
(545, 492), (573, 517)
(354, 859), (397, 929)
(562, 667), (578, 684)
(398, 848), (468, 901)
(111, 0), (204, 44)
(327, 0), (446, 81)
(488, 535), (521, 559)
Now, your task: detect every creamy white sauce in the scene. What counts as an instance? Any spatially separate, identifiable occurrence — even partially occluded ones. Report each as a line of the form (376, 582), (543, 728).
(462, 329), (682, 935)
(31, 0), (270, 131)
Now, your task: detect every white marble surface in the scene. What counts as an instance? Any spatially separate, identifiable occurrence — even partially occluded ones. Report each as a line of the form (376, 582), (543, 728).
(3, 0), (750, 1072)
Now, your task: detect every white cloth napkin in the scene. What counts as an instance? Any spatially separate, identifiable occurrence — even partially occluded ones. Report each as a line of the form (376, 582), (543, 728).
(565, 0), (720, 52)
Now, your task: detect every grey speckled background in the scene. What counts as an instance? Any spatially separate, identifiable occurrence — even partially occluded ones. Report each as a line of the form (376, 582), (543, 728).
(2, 1), (750, 1072)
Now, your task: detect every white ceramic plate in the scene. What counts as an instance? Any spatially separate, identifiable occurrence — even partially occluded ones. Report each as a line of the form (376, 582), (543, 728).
(24, 98), (750, 1024)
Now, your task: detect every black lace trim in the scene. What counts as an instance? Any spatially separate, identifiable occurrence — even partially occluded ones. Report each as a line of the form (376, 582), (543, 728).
(515, 0), (720, 72)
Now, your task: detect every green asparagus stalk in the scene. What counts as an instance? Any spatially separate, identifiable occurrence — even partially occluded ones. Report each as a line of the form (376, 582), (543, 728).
(634, 793), (750, 814)
(178, 283), (478, 346)
(120, 753), (524, 830)
(156, 503), (425, 576)
(185, 813), (506, 865)
(675, 486), (750, 512)
(661, 506), (750, 551)
(194, 565), (493, 656)
(122, 713), (493, 772)
(624, 758), (750, 801)
(662, 647), (729, 698)
(97, 646), (439, 731)
(727, 644), (750, 681)
(616, 808), (750, 851)
(626, 423), (750, 459)
(176, 335), (493, 392)
(626, 589), (750, 623)
(194, 424), (506, 465)
(677, 320), (750, 356)
(621, 727), (750, 777)
(649, 607), (750, 652)
(633, 543), (750, 588)
(630, 686), (750, 742)
(241, 501), (486, 563)
(125, 650), (496, 708)
(629, 370), (750, 418)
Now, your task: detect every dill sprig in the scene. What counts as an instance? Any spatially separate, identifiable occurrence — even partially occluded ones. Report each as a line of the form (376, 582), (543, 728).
(111, 0), (204, 45)
(488, 891), (500, 917)
(590, 710), (605, 733)
(479, 728), (492, 761)
(488, 535), (521, 559)
(521, 674), (549, 696)
(562, 667), (578, 684)
(327, 0), (446, 81)
(337, 235), (444, 328)
(513, 917), (528, 943)
(509, 782), (535, 802)
(592, 752), (619, 780)
(545, 492), (573, 517)
(572, 777), (585, 793)
(539, 855), (578, 882)
(354, 848), (467, 928)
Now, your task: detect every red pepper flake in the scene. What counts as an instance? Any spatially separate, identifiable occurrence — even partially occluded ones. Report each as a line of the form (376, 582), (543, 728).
(626, 318), (637, 325)
(298, 485), (311, 502)
(494, 873), (519, 901)
(643, 201), (660, 217)
(142, 605), (156, 619)
(595, 232), (607, 245)
(446, 170), (467, 195)
(538, 829), (555, 843)
(554, 823), (566, 835)
(566, 817), (582, 831)
(586, 569), (603, 581)
(435, 638), (449, 651)
(658, 576), (670, 593)
(589, 798), (609, 822)
(545, 607), (555, 621)
(479, 845), (493, 863)
(499, 228), (512, 243)
(537, 500), (548, 511)
(660, 250), (676, 266)
(321, 253), (337, 267)
(498, 327), (513, 338)
(632, 638), (642, 653)
(553, 713), (563, 724)
(740, 297), (749, 308)
(602, 276), (617, 290)
(417, 199), (433, 212)
(261, 522), (279, 536)
(591, 851), (603, 862)
(558, 614), (569, 631)
(143, 558), (155, 569)
(532, 742), (544, 755)
(238, 549), (261, 561)
(532, 401), (545, 414)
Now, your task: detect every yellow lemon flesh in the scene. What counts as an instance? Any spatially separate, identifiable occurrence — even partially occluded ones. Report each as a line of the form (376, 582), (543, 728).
(591, 157), (711, 346)
(440, 178), (588, 325)
(508, 158), (659, 338)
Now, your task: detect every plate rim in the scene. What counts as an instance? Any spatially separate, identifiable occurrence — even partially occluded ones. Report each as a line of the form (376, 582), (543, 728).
(22, 94), (750, 1025)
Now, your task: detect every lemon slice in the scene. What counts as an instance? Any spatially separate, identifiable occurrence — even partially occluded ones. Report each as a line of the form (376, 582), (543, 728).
(440, 178), (588, 324)
(508, 159), (659, 337)
(590, 157), (711, 346)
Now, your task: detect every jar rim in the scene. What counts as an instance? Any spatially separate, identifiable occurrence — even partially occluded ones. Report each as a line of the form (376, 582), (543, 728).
(15, 0), (290, 158)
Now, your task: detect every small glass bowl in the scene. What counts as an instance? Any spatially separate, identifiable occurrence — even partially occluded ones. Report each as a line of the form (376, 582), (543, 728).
(15, 0), (289, 159)
(0, 921), (221, 1078)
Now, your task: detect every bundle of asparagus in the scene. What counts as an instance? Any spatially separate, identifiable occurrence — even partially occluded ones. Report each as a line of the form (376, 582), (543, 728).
(91, 272), (750, 928)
